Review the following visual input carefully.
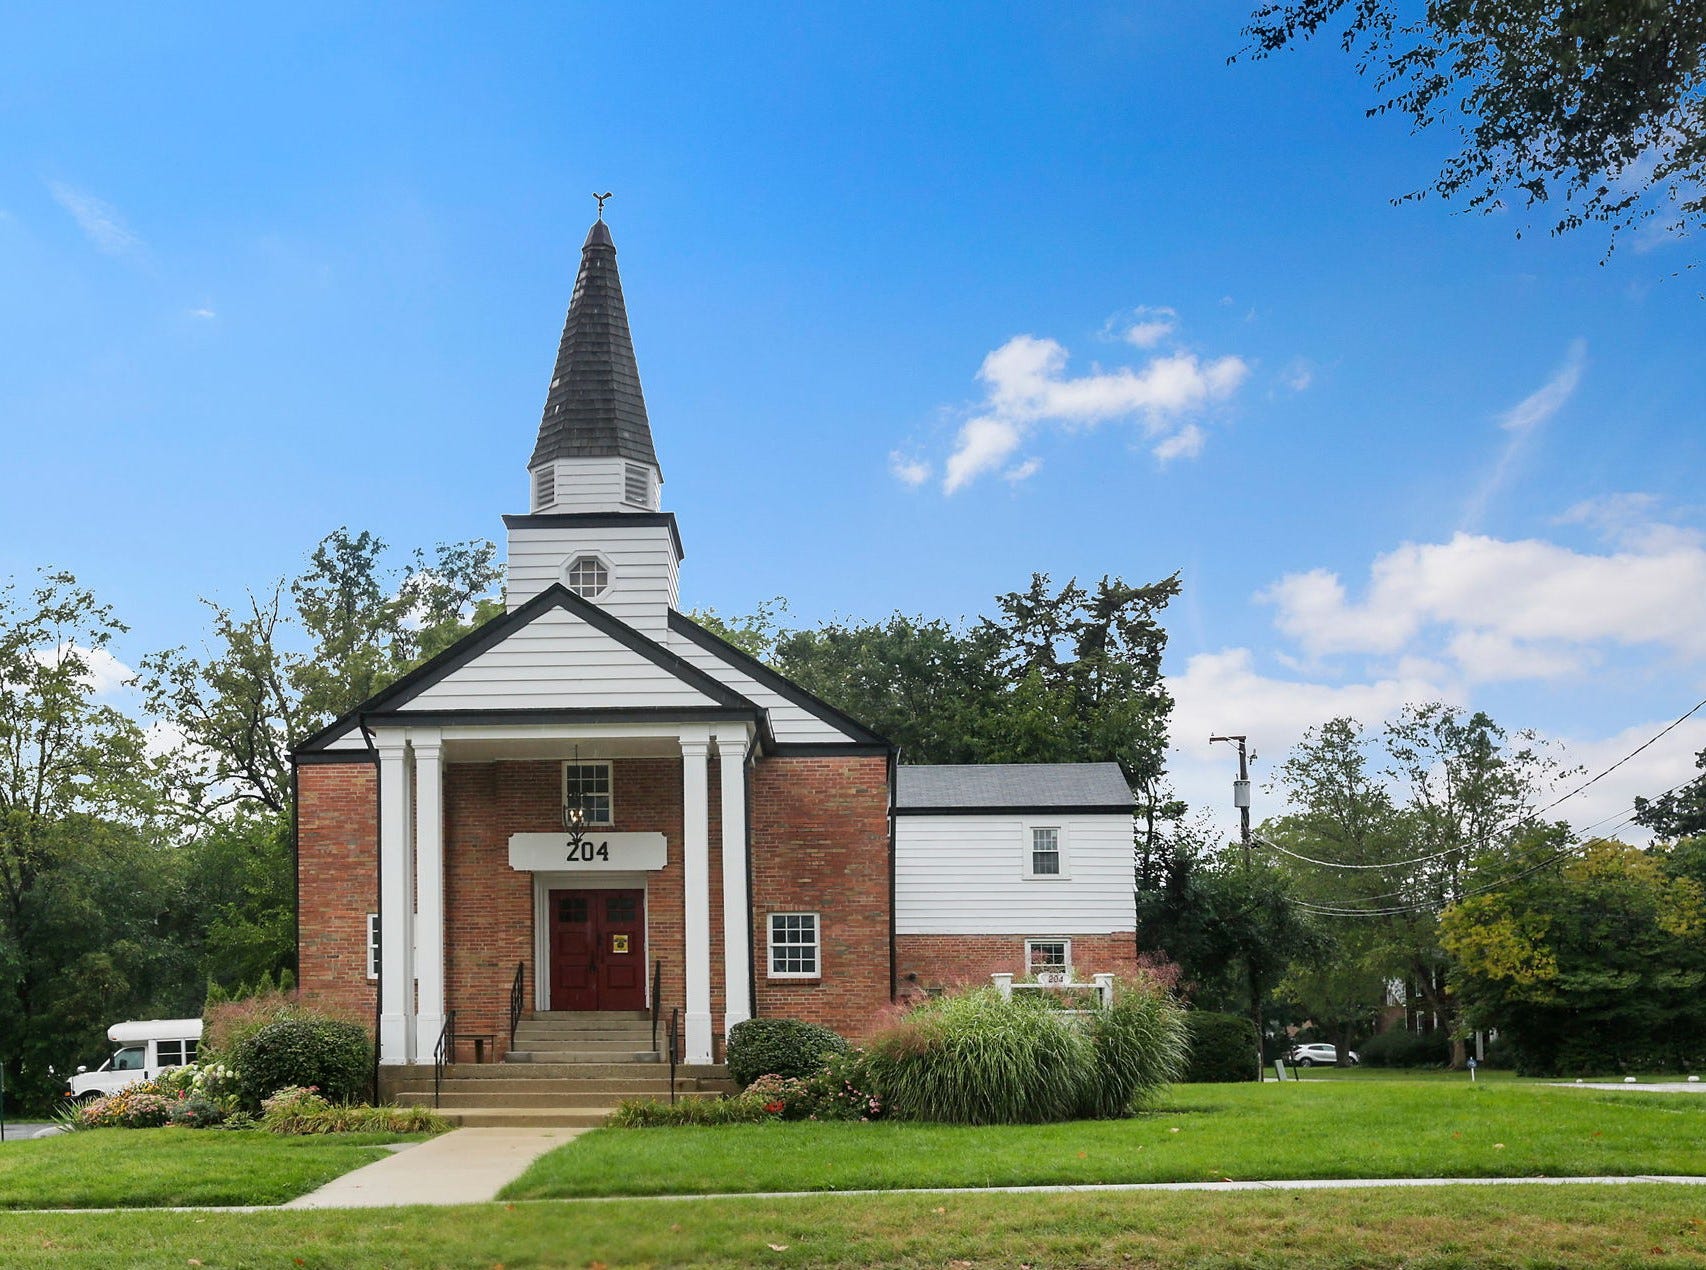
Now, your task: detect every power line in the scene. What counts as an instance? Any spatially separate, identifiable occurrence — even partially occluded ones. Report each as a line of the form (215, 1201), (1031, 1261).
(1257, 694), (1706, 875)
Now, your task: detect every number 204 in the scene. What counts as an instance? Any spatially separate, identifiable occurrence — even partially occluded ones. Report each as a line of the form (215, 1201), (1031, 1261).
(567, 841), (611, 863)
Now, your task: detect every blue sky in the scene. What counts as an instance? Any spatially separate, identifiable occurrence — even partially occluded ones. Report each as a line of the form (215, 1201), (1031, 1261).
(4, 3), (1704, 839)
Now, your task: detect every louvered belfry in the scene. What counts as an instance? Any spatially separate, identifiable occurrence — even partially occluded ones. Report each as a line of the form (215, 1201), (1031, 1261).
(529, 219), (660, 474)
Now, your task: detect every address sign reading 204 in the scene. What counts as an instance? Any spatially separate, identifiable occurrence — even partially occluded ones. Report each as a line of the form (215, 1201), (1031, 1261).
(566, 839), (611, 864)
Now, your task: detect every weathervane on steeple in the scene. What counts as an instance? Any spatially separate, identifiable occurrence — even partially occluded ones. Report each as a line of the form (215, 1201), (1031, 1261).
(594, 191), (613, 221)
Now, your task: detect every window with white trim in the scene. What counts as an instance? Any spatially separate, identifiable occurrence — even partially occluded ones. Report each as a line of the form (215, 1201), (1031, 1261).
(367, 913), (381, 980)
(565, 554), (610, 598)
(768, 912), (820, 977)
(1026, 939), (1072, 981)
(1027, 825), (1064, 877)
(563, 761), (614, 826)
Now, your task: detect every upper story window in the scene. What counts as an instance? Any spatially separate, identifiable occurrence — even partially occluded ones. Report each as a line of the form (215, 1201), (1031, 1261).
(1025, 825), (1067, 878)
(565, 554), (610, 598)
(564, 761), (614, 826)
(624, 463), (651, 508)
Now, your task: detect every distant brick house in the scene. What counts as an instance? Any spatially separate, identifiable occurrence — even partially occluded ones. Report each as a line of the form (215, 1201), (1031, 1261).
(291, 217), (1141, 1066)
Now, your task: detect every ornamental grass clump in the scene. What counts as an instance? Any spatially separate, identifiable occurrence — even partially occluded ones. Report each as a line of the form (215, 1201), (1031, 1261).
(1075, 986), (1189, 1117)
(861, 980), (1189, 1125)
(862, 986), (1091, 1125)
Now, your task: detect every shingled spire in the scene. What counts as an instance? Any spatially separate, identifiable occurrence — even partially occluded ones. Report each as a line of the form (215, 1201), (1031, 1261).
(529, 218), (660, 480)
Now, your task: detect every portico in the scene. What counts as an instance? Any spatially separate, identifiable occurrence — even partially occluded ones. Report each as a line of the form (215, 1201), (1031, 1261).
(373, 719), (755, 1066)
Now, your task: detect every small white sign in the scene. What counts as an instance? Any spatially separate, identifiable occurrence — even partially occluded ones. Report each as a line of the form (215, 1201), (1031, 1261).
(507, 831), (668, 873)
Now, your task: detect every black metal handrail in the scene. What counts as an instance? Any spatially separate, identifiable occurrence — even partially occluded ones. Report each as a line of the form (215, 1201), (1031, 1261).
(650, 958), (662, 1052)
(433, 1009), (456, 1109)
(667, 1006), (681, 1105)
(508, 960), (526, 1050)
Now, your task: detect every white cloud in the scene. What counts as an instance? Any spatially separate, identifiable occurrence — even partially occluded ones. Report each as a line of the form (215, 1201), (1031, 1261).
(939, 326), (1248, 493)
(1462, 339), (1587, 528)
(1262, 527), (1706, 674)
(1281, 359), (1314, 392)
(888, 451), (931, 488)
(47, 180), (142, 256)
(1104, 305), (1178, 349)
(190, 306), (217, 320)
(1153, 423), (1205, 464)
(1499, 339), (1586, 434)
(1003, 457), (1042, 484)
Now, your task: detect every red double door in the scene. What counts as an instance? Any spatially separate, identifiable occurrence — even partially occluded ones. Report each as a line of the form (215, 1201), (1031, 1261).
(548, 888), (647, 1011)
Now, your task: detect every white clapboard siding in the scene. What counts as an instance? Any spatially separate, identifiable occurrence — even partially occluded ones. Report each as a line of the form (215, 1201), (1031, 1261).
(667, 632), (853, 744)
(534, 458), (656, 514)
(506, 521), (679, 634)
(405, 604), (719, 711)
(895, 814), (1135, 934)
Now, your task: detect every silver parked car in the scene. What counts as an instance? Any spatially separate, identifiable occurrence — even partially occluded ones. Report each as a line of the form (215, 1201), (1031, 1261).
(1288, 1042), (1358, 1066)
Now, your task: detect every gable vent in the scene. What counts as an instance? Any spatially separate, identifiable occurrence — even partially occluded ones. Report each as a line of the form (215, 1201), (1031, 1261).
(532, 466), (554, 511)
(624, 463), (650, 508)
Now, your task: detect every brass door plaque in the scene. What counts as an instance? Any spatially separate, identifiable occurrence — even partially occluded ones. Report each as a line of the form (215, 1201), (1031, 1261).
(611, 934), (630, 954)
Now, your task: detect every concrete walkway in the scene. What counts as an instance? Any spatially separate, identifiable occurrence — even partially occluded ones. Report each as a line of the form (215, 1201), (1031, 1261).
(284, 1127), (586, 1208)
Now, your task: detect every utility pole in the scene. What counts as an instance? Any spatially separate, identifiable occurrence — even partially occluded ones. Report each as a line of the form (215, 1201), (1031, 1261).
(1210, 732), (1261, 1080)
(1209, 734), (1253, 858)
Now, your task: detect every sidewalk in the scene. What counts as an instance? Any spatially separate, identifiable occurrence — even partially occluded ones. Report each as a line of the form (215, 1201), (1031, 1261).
(284, 1127), (586, 1208)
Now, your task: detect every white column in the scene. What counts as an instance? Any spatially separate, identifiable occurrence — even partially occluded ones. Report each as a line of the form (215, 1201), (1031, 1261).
(714, 727), (752, 1034)
(412, 734), (446, 1055)
(680, 730), (714, 1064)
(376, 736), (415, 1064)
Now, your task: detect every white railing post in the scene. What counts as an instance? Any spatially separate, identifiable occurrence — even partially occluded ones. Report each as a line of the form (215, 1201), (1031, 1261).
(991, 973), (1014, 999)
(1092, 973), (1115, 1010)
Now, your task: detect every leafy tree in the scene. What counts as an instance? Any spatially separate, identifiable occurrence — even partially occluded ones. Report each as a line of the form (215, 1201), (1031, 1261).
(1266, 706), (1564, 1065)
(1633, 747), (1706, 841)
(764, 572), (1183, 841)
(1441, 836), (1706, 1073)
(1135, 820), (1322, 1078)
(0, 572), (195, 1109)
(142, 529), (503, 814)
(1240, 1), (1706, 256)
(138, 529), (502, 993)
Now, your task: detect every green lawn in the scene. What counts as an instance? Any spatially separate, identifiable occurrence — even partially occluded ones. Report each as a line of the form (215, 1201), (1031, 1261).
(0, 1128), (435, 1209)
(1, 1185), (1704, 1267)
(503, 1078), (1706, 1199)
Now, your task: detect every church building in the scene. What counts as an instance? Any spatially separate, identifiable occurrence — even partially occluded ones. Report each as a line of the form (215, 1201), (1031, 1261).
(291, 216), (1142, 1069)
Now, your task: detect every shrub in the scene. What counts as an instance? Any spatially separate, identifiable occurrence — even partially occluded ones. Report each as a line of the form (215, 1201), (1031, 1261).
(1076, 985), (1189, 1116)
(1182, 1012), (1259, 1083)
(202, 989), (306, 1059)
(231, 1015), (372, 1108)
(258, 1086), (449, 1135)
(78, 1088), (177, 1129)
(745, 1052), (884, 1121)
(165, 1097), (229, 1129)
(1358, 1028), (1450, 1068)
(861, 987), (1091, 1125)
(608, 1094), (773, 1127)
(725, 1018), (850, 1087)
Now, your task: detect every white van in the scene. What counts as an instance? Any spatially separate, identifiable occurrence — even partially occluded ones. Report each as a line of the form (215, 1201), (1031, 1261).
(66, 1019), (203, 1101)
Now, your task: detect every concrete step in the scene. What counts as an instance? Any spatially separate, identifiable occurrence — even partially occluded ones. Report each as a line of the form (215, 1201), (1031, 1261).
(392, 1076), (681, 1096)
(438, 1107), (617, 1129)
(512, 1027), (657, 1042)
(506, 1049), (660, 1064)
(524, 1011), (650, 1024)
(397, 1060), (730, 1081)
(402, 1090), (721, 1109)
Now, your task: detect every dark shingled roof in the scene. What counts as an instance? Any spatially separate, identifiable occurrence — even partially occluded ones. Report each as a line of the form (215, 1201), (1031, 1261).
(529, 219), (660, 474)
(896, 763), (1135, 812)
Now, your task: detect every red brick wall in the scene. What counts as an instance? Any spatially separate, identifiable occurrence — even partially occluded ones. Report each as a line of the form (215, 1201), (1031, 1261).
(296, 761), (379, 1020)
(750, 755), (893, 1041)
(894, 933), (1141, 1003)
(299, 748), (895, 1057)
(439, 756), (716, 1059)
